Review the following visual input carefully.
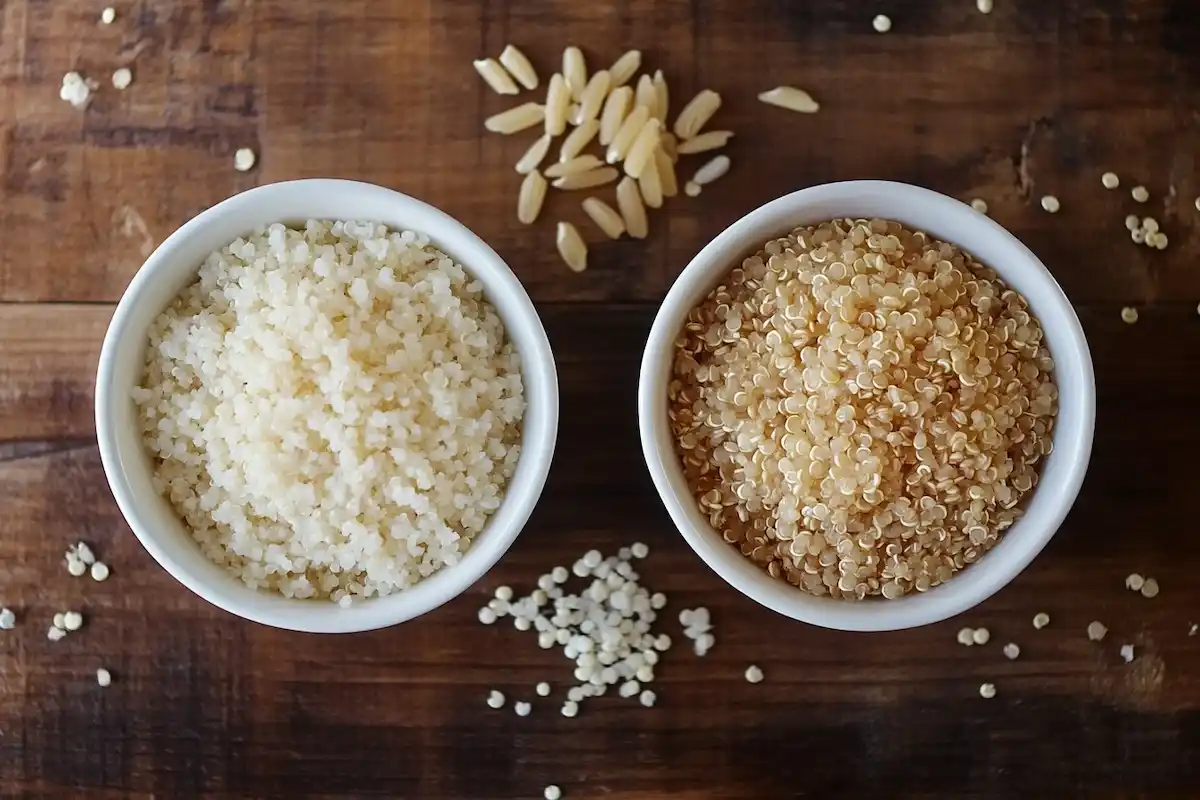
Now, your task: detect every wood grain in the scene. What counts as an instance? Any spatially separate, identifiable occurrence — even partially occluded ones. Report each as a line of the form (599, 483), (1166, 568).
(2, 0), (1200, 796)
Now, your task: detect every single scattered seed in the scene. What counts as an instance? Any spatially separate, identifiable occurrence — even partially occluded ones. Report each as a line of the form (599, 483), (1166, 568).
(1120, 644), (1135, 663)
(63, 611), (83, 632)
(1120, 306), (1139, 324)
(1003, 643), (1020, 660)
(499, 44), (539, 90)
(495, 586), (513, 601)
(90, 562), (110, 582)
(47, 626), (67, 642)
(1131, 185), (1149, 203)
(1142, 217), (1159, 234)
(1087, 621), (1108, 641)
(484, 102), (545, 134)
(562, 46), (587, 101)
(972, 627), (990, 645)
(1153, 233), (1168, 250)
(956, 627), (975, 646)
(1125, 573), (1145, 591)
(544, 786), (562, 800)
(1131, 228), (1146, 244)
(606, 105), (650, 164)
(67, 558), (88, 577)
(545, 155), (604, 179)
(53, 613), (66, 630)
(676, 130), (734, 156)
(473, 58), (520, 95)
(1033, 612), (1050, 630)
(1124, 214), (1140, 231)
(1102, 171), (1120, 189)
(624, 118), (662, 179)
(970, 198), (988, 214)
(654, 147), (678, 198)
(684, 180), (702, 197)
(234, 148), (256, 172)
(516, 133), (553, 175)
(976, 0), (994, 13)
(979, 682), (996, 699)
(674, 89), (722, 139)
(556, 221), (588, 273)
(872, 14), (892, 32)
(639, 689), (657, 707)
(581, 197), (626, 239)
(616, 176), (648, 239)
(517, 170), (548, 225)
(111, 67), (132, 90)
(598, 86), (632, 146)
(557, 120), (599, 163)
(552, 167), (620, 191)
(757, 86), (819, 114)
(608, 49), (641, 88)
(514, 701), (532, 717)
(544, 74), (570, 136)
(1195, 197), (1200, 212)
(100, 6), (116, 24)
(0, 608), (15, 630)
(536, 681), (551, 697)
(487, 690), (506, 709)
(561, 700), (579, 717)
(631, 542), (649, 559)
(691, 154), (731, 186)
(1140, 578), (1159, 598)
(575, 70), (611, 126)
(1189, 623), (1197, 636)
(1040, 195), (1060, 213)
(96, 668), (112, 687)
(478, 606), (498, 624)
(744, 665), (764, 684)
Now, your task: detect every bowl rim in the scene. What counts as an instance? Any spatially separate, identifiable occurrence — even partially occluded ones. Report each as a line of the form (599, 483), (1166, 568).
(95, 178), (558, 632)
(638, 179), (1096, 631)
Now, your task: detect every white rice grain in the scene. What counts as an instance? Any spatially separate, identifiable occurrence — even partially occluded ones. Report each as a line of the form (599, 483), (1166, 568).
(499, 45), (539, 90)
(608, 50), (642, 88)
(485, 102), (545, 134)
(653, 146), (678, 197)
(676, 130), (733, 155)
(544, 73), (571, 136)
(599, 86), (633, 147)
(692, 154), (730, 186)
(518, 170), (548, 224)
(581, 197), (626, 239)
(673, 89), (722, 140)
(559, 119), (600, 162)
(551, 167), (620, 191)
(556, 221), (588, 273)
(616, 176), (648, 239)
(623, 118), (661, 179)
(574, 70), (611, 125)
(605, 105), (650, 164)
(545, 155), (605, 179)
(473, 58), (520, 95)
(758, 86), (820, 113)
(516, 133), (553, 175)
(638, 159), (663, 209)
(562, 46), (588, 101)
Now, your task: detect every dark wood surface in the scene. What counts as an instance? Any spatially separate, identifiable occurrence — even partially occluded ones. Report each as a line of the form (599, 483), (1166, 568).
(2, 1), (1200, 797)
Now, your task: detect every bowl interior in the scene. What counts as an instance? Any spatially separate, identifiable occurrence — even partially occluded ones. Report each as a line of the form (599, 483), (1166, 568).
(640, 180), (1094, 631)
(97, 179), (557, 632)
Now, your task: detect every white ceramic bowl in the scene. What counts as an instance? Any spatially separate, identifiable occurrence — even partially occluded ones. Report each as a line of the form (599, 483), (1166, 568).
(639, 180), (1094, 631)
(96, 179), (558, 633)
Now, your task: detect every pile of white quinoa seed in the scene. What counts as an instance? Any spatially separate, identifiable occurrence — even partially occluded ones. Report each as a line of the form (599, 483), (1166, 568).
(134, 220), (525, 605)
(669, 218), (1058, 600)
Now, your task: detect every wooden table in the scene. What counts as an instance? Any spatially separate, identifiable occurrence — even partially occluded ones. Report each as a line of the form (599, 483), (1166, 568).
(2, 0), (1199, 796)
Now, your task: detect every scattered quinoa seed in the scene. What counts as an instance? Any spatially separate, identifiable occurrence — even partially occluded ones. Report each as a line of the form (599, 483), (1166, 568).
(684, 180), (702, 197)
(486, 690), (505, 709)
(47, 626), (67, 642)
(976, 0), (993, 13)
(561, 700), (578, 717)
(90, 562), (110, 582)
(630, 542), (649, 559)
(536, 681), (551, 697)
(1003, 642), (1020, 660)
(63, 611), (84, 632)
(514, 701), (532, 717)
(1131, 186), (1149, 203)
(1040, 195), (1061, 213)
(495, 586), (513, 601)
(233, 147), (257, 172)
(970, 198), (988, 214)
(744, 665), (764, 684)
(1189, 623), (1197, 636)
(972, 628), (991, 646)
(112, 68), (132, 90)
(1125, 573), (1144, 591)
(1033, 612), (1050, 630)
(1140, 578), (1159, 598)
(1125, 215), (1140, 231)
(979, 683), (996, 699)
(1120, 307), (1139, 324)
(1195, 197), (1200, 212)
(639, 689), (657, 707)
(544, 786), (562, 800)
(478, 607), (498, 625)
(1101, 172), (1120, 189)
(956, 627), (975, 646)
(52, 613), (66, 630)
(96, 668), (112, 687)
(872, 14), (892, 32)
(67, 559), (87, 577)
(1087, 621), (1108, 641)
(100, 6), (116, 24)
(0, 608), (15, 630)
(1120, 644), (1135, 663)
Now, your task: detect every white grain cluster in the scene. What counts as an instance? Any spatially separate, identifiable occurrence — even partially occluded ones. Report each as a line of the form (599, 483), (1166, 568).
(679, 607), (715, 656)
(474, 45), (733, 271)
(59, 72), (97, 109)
(134, 221), (525, 605)
(48, 610), (84, 641)
(65, 541), (96, 577)
(1128, 216), (1168, 251)
(477, 545), (669, 716)
(669, 219), (1058, 600)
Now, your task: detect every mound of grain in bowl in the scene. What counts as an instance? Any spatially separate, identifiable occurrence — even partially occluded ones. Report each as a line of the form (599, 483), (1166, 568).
(669, 218), (1057, 600)
(133, 220), (525, 605)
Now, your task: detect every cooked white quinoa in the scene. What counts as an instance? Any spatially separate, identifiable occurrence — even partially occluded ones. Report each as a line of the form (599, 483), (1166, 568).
(669, 218), (1058, 600)
(134, 220), (525, 605)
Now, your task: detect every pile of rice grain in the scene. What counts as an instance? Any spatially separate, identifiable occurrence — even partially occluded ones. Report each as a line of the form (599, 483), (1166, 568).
(669, 218), (1058, 600)
(134, 220), (525, 605)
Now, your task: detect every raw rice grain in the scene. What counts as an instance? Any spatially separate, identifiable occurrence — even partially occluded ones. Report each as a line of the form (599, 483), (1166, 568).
(676, 130), (734, 155)
(552, 167), (620, 191)
(518, 170), (549, 224)
(609, 50), (642, 88)
(582, 197), (626, 239)
(599, 86), (633, 147)
(545, 155), (605, 179)
(545, 74), (571, 136)
(563, 47), (588, 101)
(516, 133), (553, 174)
(499, 45), (539, 90)
(559, 120), (600, 162)
(556, 221), (588, 273)
(616, 176), (648, 239)
(485, 103), (545, 134)
(758, 86), (820, 113)
(654, 147), (678, 197)
(652, 70), (669, 124)
(691, 154), (730, 186)
(623, 118), (662, 179)
(474, 58), (520, 95)
(606, 105), (651, 164)
(638, 159), (664, 208)
(673, 90), (722, 140)
(575, 70), (611, 125)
